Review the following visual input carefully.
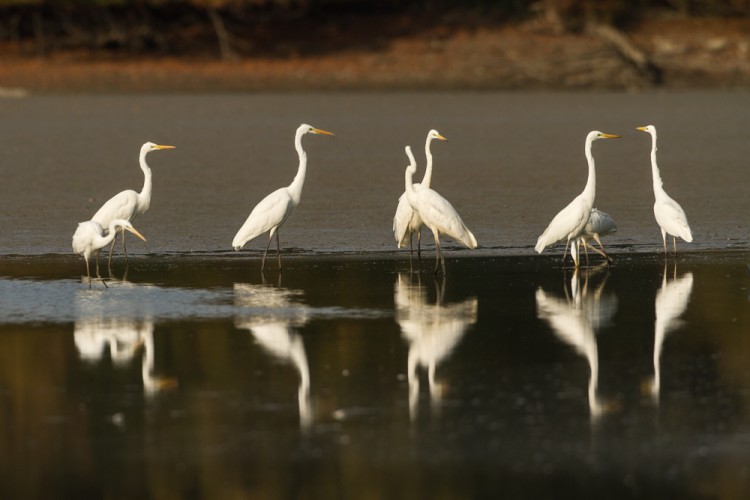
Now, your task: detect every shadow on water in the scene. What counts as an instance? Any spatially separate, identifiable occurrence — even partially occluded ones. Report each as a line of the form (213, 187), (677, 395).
(0, 252), (749, 498)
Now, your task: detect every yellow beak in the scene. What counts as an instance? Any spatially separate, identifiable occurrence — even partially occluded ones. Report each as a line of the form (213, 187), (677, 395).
(126, 226), (147, 243)
(436, 133), (448, 142)
(311, 128), (335, 136)
(155, 144), (176, 150)
(636, 126), (648, 132)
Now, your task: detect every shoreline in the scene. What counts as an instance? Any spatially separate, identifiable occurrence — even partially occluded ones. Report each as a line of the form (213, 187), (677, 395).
(2, 16), (750, 93)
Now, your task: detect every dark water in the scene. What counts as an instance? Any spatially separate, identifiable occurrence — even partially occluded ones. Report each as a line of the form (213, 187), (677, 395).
(0, 253), (749, 498)
(1, 91), (749, 497)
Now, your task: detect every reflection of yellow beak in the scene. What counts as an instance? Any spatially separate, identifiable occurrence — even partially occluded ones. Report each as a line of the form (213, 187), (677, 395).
(155, 144), (176, 150)
(126, 226), (147, 243)
(636, 126), (648, 132)
(600, 133), (621, 139)
(311, 128), (335, 136)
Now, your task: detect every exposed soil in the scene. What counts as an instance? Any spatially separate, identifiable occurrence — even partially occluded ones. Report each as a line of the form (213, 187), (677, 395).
(1, 11), (749, 94)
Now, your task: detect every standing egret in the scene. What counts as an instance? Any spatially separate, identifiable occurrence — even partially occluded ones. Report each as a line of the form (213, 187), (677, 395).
(232, 124), (334, 272)
(637, 125), (693, 256)
(535, 131), (621, 268)
(91, 142), (174, 269)
(72, 219), (146, 287)
(581, 208), (617, 264)
(393, 129), (448, 261)
(403, 146), (477, 275)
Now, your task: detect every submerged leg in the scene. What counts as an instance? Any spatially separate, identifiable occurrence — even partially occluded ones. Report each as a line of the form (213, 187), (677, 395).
(661, 228), (667, 258)
(276, 231), (282, 272)
(563, 238), (570, 264)
(121, 227), (129, 266)
(261, 233), (274, 272)
(572, 239), (580, 269)
(432, 230), (445, 275)
(84, 258), (92, 288)
(583, 239), (590, 267)
(107, 232), (118, 271)
(417, 230), (422, 265)
(673, 236), (677, 257)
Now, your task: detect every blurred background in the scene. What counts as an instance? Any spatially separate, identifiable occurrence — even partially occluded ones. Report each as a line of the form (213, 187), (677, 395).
(1, 0), (749, 92)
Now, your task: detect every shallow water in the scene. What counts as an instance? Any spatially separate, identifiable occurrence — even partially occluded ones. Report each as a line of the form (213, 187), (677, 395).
(0, 252), (749, 498)
(0, 91), (748, 256)
(1, 91), (749, 497)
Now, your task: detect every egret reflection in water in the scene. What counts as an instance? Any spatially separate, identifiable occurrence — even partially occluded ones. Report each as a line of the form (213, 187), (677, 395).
(233, 281), (312, 430)
(536, 267), (618, 418)
(74, 289), (177, 396)
(649, 264), (694, 403)
(394, 273), (478, 419)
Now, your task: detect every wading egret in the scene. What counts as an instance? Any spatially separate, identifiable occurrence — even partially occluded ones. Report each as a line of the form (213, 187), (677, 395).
(393, 129), (448, 260)
(403, 146), (477, 275)
(637, 125), (693, 256)
(72, 219), (146, 287)
(582, 208), (617, 264)
(232, 124), (334, 272)
(91, 142), (174, 269)
(535, 131), (620, 268)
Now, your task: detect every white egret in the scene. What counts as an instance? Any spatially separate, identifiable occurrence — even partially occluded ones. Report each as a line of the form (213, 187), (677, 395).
(232, 124), (334, 272)
(637, 125), (693, 256)
(91, 142), (174, 269)
(535, 131), (621, 268)
(72, 219), (146, 287)
(393, 129), (448, 260)
(403, 145), (477, 274)
(581, 208), (617, 264)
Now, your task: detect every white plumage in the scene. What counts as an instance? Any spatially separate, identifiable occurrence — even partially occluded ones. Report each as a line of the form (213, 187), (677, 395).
(91, 142), (174, 268)
(403, 145), (476, 274)
(637, 125), (693, 256)
(72, 218), (146, 287)
(535, 131), (620, 267)
(231, 123), (334, 272)
(393, 129), (448, 258)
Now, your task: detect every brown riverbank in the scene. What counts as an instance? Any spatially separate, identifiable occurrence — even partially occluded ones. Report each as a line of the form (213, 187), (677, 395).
(1, 12), (749, 94)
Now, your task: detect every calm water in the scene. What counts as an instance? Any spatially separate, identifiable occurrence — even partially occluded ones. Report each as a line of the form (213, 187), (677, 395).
(0, 253), (748, 498)
(0, 92), (749, 498)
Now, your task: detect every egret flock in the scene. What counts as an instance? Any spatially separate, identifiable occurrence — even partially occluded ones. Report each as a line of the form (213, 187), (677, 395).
(72, 123), (693, 284)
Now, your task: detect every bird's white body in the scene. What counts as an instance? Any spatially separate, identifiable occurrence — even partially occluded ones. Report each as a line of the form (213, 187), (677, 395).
(581, 208), (617, 262)
(72, 218), (146, 285)
(535, 131), (620, 267)
(403, 146), (476, 273)
(639, 125), (692, 255)
(91, 142), (174, 265)
(584, 208), (617, 239)
(232, 124), (334, 271)
(393, 130), (448, 252)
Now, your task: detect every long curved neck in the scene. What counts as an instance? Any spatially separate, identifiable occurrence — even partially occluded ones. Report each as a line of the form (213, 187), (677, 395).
(96, 223), (121, 249)
(649, 133), (664, 193)
(404, 165), (417, 204)
(582, 136), (596, 205)
(288, 129), (307, 205)
(137, 149), (153, 212)
(421, 136), (434, 187)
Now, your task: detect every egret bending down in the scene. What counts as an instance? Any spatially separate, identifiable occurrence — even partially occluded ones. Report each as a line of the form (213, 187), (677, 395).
(232, 124), (334, 272)
(403, 145), (476, 274)
(637, 125), (693, 256)
(581, 208), (617, 264)
(73, 219), (146, 287)
(91, 142), (174, 269)
(535, 131), (620, 268)
(393, 129), (448, 260)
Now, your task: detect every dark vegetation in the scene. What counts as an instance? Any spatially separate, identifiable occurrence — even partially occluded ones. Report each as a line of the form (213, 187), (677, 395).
(1, 0), (749, 60)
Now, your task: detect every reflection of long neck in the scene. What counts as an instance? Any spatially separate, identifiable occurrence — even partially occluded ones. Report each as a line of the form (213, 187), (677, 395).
(582, 134), (597, 207)
(137, 146), (153, 215)
(288, 127), (308, 206)
(421, 135), (435, 187)
(648, 131), (664, 195)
